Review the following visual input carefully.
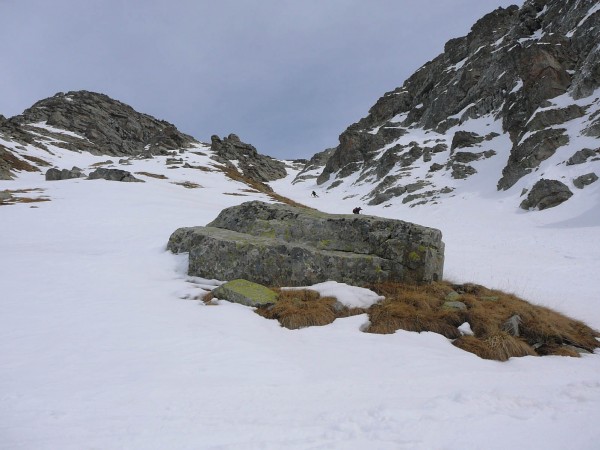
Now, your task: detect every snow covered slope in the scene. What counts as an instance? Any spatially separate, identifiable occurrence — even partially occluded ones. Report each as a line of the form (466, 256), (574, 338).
(1, 116), (600, 449)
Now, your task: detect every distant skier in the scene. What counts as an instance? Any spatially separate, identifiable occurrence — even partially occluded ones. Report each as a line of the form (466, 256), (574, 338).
(353, 207), (362, 214)
(311, 191), (319, 198)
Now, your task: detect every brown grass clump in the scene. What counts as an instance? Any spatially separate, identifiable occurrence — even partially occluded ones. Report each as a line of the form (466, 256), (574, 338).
(256, 289), (340, 330)
(204, 278), (599, 362)
(458, 286), (600, 354)
(363, 281), (599, 361)
(365, 281), (464, 339)
(135, 171), (168, 179)
(453, 333), (537, 361)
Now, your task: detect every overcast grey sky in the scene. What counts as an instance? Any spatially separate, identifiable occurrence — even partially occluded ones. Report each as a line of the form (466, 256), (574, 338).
(1, 0), (523, 159)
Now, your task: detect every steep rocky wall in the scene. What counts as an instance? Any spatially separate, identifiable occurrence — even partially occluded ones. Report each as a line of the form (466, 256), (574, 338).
(311, 0), (600, 207)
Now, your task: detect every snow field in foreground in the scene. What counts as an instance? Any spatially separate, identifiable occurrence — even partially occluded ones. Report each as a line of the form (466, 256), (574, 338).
(1, 146), (600, 449)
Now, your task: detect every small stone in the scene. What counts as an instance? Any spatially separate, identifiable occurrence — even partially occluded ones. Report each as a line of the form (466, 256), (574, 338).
(212, 279), (278, 307)
(445, 291), (461, 302)
(443, 301), (467, 310)
(573, 173), (598, 189)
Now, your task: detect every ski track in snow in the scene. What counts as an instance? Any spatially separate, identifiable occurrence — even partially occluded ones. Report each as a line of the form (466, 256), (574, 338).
(1, 135), (600, 449)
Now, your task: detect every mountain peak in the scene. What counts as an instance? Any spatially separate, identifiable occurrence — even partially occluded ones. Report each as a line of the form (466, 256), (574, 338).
(9, 90), (197, 157)
(306, 0), (600, 210)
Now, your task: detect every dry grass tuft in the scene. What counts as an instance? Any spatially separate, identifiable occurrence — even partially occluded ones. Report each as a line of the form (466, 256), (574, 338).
(256, 289), (340, 329)
(365, 281), (464, 338)
(135, 171), (168, 179)
(453, 333), (537, 361)
(459, 287), (600, 353)
(363, 281), (599, 361)
(541, 346), (581, 358)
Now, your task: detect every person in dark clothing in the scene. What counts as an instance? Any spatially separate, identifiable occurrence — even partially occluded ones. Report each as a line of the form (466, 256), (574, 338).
(311, 191), (319, 198)
(353, 207), (362, 214)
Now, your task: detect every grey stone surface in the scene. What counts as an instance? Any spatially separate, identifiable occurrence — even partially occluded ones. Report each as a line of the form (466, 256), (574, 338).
(443, 301), (467, 311)
(520, 179), (573, 210)
(168, 201), (444, 287)
(212, 279), (278, 307)
(88, 168), (144, 182)
(567, 148), (599, 165)
(498, 129), (569, 190)
(573, 172), (598, 189)
(45, 166), (85, 181)
(9, 91), (197, 157)
(451, 131), (485, 151)
(210, 134), (287, 183)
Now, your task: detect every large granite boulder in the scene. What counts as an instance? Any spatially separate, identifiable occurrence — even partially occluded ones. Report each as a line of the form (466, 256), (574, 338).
(520, 179), (573, 210)
(45, 167), (85, 181)
(168, 201), (444, 287)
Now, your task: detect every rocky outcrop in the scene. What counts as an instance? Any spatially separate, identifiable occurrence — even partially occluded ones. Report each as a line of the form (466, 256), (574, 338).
(8, 91), (197, 157)
(498, 128), (569, 190)
(573, 173), (598, 189)
(292, 147), (335, 184)
(210, 134), (287, 183)
(88, 168), (144, 182)
(45, 167), (85, 181)
(309, 0), (600, 208)
(567, 148), (600, 165)
(168, 201), (444, 287)
(520, 179), (573, 210)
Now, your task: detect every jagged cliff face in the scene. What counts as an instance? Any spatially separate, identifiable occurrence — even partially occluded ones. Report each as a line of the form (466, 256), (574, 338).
(306, 0), (600, 208)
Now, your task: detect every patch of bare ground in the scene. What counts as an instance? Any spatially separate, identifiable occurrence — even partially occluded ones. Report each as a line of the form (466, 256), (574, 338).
(214, 164), (311, 209)
(172, 181), (202, 189)
(0, 188), (50, 206)
(135, 172), (168, 179)
(0, 146), (40, 174)
(21, 154), (51, 167)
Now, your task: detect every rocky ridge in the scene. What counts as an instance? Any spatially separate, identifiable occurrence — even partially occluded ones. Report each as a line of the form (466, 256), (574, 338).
(0, 91), (287, 186)
(297, 0), (600, 210)
(8, 91), (197, 157)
